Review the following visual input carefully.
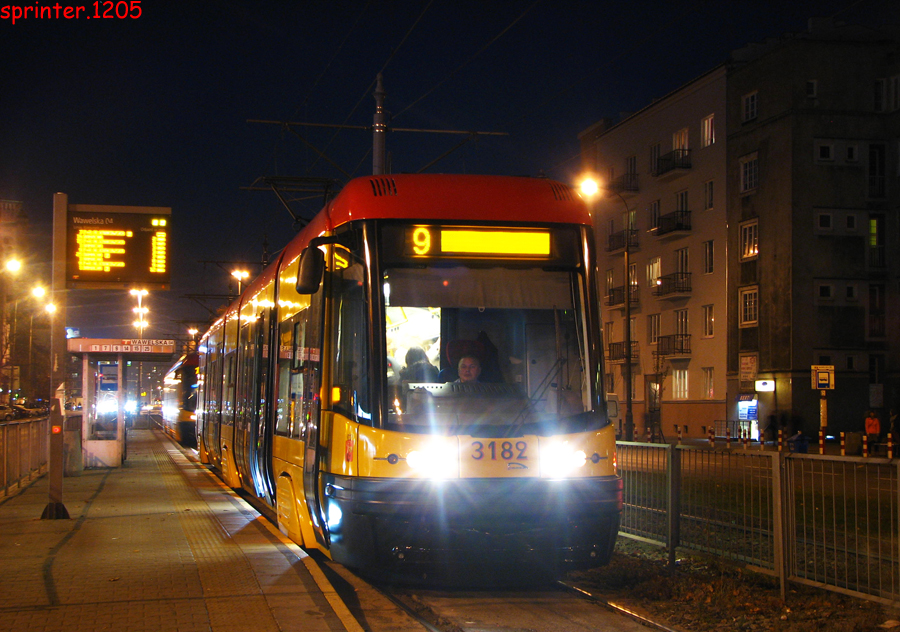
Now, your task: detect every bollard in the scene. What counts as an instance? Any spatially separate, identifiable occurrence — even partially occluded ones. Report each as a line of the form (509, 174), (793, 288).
(677, 425), (683, 445)
(645, 426), (652, 443)
(840, 431), (846, 456)
(708, 426), (715, 447)
(819, 429), (826, 455)
(863, 433), (869, 458)
(888, 433), (894, 460)
(726, 427), (732, 448)
(742, 429), (749, 450)
(777, 428), (784, 452)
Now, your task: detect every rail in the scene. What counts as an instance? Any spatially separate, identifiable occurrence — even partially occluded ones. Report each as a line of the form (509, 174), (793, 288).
(617, 442), (900, 605)
(1, 416), (49, 497)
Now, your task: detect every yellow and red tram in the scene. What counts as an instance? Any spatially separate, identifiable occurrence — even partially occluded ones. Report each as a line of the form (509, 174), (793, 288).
(160, 352), (199, 447)
(196, 174), (621, 584)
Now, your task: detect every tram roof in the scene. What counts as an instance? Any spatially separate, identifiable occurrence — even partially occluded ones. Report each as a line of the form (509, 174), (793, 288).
(203, 174), (593, 334)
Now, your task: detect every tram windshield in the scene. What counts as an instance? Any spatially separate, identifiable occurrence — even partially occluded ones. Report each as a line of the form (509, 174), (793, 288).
(383, 265), (598, 437)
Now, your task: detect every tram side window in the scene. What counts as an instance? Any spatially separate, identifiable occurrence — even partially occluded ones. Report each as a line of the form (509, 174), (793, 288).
(330, 261), (371, 423)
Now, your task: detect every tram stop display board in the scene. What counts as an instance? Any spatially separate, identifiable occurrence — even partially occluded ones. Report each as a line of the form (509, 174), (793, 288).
(66, 204), (171, 290)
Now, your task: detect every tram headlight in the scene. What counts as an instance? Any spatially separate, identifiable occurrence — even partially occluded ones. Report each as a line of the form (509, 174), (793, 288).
(406, 441), (458, 479)
(540, 441), (587, 478)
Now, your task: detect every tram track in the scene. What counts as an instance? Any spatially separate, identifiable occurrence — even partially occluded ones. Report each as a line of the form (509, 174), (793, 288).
(370, 577), (683, 632)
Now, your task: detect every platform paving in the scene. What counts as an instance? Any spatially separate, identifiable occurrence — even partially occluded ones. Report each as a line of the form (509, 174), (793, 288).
(0, 429), (423, 632)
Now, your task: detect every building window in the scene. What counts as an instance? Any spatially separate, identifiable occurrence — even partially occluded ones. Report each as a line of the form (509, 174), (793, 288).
(673, 369), (688, 400)
(869, 144), (886, 198)
(649, 199), (660, 229)
(806, 80), (818, 98)
(675, 308), (689, 336)
(846, 284), (858, 301)
(869, 214), (885, 268)
(817, 283), (833, 300)
(701, 114), (715, 147)
(869, 284), (885, 338)
(703, 240), (714, 274)
(702, 304), (714, 337)
(742, 91), (758, 122)
(647, 257), (660, 286)
(740, 220), (759, 260)
(847, 145), (858, 162)
(816, 142), (834, 161)
(648, 313), (660, 345)
(740, 153), (759, 193)
(702, 367), (714, 399)
(606, 269), (614, 295)
(847, 355), (856, 371)
(890, 74), (900, 111)
(626, 155), (637, 175)
(675, 247), (689, 274)
(650, 143), (661, 174)
(604, 321), (614, 348)
(739, 286), (759, 327)
(846, 214), (857, 231)
(817, 213), (832, 231)
(675, 189), (688, 212)
(673, 128), (689, 151)
(875, 78), (886, 112)
(703, 180), (714, 210)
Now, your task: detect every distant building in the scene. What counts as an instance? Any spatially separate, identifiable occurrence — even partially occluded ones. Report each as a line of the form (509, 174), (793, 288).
(581, 19), (900, 439)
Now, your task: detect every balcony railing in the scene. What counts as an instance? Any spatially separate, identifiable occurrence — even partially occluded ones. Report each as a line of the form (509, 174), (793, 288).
(656, 333), (691, 356)
(652, 149), (691, 178)
(869, 245), (886, 268)
(609, 172), (639, 195)
(651, 210), (691, 237)
(653, 272), (692, 297)
(606, 284), (639, 308)
(607, 228), (639, 252)
(608, 340), (639, 362)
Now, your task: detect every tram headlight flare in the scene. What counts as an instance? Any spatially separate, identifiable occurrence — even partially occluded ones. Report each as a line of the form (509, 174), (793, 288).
(540, 441), (587, 478)
(406, 440), (458, 479)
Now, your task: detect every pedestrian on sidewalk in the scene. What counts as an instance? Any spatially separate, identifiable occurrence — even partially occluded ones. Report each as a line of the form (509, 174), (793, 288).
(865, 410), (881, 447)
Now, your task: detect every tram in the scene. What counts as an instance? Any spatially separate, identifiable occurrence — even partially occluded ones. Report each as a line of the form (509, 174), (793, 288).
(160, 352), (199, 447)
(196, 174), (622, 584)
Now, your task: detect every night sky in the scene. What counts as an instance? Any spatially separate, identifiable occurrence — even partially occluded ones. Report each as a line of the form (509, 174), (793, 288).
(1, 0), (896, 340)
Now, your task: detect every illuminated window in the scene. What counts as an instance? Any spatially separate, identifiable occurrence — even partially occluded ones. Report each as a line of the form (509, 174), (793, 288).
(648, 313), (660, 345)
(740, 220), (758, 260)
(673, 369), (688, 400)
(702, 304), (714, 337)
(703, 240), (714, 274)
(702, 367), (714, 399)
(701, 114), (715, 147)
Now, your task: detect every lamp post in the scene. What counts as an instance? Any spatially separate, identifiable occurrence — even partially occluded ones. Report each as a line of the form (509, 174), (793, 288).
(581, 177), (636, 441)
(0, 258), (22, 404)
(130, 289), (149, 409)
(232, 269), (249, 295)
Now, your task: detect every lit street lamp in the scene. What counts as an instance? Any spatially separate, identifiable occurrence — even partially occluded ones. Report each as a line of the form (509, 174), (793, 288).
(232, 269), (249, 294)
(580, 176), (636, 442)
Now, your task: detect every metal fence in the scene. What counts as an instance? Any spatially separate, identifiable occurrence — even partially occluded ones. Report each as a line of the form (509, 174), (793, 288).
(1, 417), (49, 497)
(617, 441), (900, 605)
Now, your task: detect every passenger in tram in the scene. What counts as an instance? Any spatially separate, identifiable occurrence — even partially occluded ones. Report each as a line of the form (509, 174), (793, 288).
(455, 355), (482, 383)
(400, 346), (439, 383)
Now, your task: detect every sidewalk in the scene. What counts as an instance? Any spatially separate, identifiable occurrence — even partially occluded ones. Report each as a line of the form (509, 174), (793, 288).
(0, 429), (422, 632)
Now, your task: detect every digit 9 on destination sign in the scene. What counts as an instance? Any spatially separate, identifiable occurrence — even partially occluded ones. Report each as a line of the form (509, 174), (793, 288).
(404, 226), (552, 259)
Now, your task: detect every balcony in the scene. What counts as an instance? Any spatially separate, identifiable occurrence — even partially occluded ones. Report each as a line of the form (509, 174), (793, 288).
(653, 272), (691, 298)
(608, 173), (639, 197)
(652, 149), (691, 180)
(607, 228), (639, 253)
(650, 210), (691, 238)
(655, 334), (691, 357)
(608, 340), (639, 363)
(606, 284), (639, 309)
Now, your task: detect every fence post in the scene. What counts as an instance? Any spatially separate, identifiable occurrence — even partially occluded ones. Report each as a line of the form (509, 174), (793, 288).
(771, 450), (788, 601)
(666, 443), (681, 571)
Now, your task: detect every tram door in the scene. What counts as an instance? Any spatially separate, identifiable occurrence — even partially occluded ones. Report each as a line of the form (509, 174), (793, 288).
(300, 280), (327, 547)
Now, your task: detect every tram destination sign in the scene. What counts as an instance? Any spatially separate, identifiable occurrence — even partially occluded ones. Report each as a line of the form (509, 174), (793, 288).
(66, 204), (171, 289)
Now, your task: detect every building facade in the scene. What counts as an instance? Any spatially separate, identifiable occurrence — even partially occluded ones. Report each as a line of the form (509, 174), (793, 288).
(581, 20), (900, 439)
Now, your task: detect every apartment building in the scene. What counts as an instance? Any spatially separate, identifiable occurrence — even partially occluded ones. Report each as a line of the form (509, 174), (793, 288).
(581, 19), (900, 439)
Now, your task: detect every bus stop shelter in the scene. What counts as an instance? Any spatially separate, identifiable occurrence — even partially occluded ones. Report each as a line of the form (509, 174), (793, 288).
(66, 338), (175, 468)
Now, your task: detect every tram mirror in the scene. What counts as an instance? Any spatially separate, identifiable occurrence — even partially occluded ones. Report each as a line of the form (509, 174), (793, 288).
(296, 246), (325, 293)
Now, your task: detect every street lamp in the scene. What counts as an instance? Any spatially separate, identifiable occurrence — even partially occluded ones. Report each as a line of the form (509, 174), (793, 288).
(580, 176), (636, 442)
(232, 269), (249, 294)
